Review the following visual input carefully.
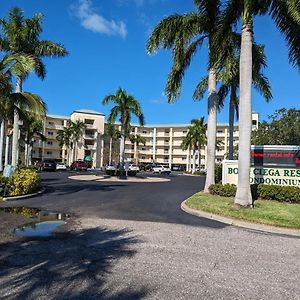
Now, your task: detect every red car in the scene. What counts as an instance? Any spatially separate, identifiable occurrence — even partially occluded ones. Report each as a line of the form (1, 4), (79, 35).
(70, 161), (88, 171)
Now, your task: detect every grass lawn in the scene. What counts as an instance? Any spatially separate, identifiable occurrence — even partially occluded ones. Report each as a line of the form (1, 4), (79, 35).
(186, 192), (300, 229)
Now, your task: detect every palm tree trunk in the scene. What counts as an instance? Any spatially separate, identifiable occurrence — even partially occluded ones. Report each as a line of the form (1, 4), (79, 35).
(204, 67), (217, 192)
(12, 76), (22, 168)
(235, 20), (253, 207)
(109, 138), (112, 165)
(28, 144), (32, 166)
(228, 90), (236, 160)
(198, 145), (201, 170)
(24, 142), (28, 166)
(120, 125), (126, 176)
(4, 135), (10, 167)
(0, 120), (4, 171)
(192, 149), (196, 174)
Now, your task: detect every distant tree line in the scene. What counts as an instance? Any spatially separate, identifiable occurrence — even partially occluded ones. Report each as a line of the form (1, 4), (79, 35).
(252, 108), (300, 146)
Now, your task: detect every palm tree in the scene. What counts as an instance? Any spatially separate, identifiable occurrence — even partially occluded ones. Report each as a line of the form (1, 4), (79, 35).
(0, 7), (68, 168)
(195, 35), (272, 160)
(129, 134), (146, 165)
(222, 0), (300, 206)
(20, 112), (46, 166)
(56, 126), (72, 165)
(69, 120), (86, 162)
(104, 123), (120, 165)
(182, 117), (207, 174)
(102, 88), (145, 177)
(147, 0), (224, 192)
(0, 54), (46, 169)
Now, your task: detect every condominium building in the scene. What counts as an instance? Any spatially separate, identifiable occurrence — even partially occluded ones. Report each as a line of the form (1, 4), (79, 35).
(30, 109), (259, 170)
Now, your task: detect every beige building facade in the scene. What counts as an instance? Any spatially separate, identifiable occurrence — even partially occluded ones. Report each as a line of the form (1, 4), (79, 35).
(31, 109), (259, 170)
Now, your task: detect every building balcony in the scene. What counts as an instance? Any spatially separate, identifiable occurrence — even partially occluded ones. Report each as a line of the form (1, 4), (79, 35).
(84, 134), (97, 140)
(84, 144), (96, 150)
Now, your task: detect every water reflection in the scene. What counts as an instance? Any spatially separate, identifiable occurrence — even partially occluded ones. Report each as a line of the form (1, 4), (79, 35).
(0, 207), (70, 237)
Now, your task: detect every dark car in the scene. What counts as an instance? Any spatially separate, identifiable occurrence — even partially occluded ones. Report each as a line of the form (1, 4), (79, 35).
(41, 160), (56, 171)
(70, 161), (88, 171)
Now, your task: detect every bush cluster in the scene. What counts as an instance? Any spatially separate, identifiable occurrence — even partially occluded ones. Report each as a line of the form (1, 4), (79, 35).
(209, 183), (236, 197)
(257, 184), (300, 203)
(105, 169), (137, 177)
(209, 183), (300, 203)
(7, 168), (40, 196)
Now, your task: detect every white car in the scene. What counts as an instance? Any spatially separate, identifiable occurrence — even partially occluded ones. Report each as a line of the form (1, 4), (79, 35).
(152, 165), (171, 175)
(56, 162), (67, 171)
(106, 165), (117, 171)
(129, 164), (140, 172)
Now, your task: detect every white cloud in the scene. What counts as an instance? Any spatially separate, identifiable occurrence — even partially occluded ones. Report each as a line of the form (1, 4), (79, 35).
(73, 0), (127, 38)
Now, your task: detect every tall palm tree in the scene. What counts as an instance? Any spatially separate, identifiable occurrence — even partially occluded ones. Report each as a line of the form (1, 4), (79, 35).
(56, 126), (72, 165)
(195, 35), (272, 160)
(0, 7), (68, 168)
(102, 88), (145, 176)
(0, 54), (46, 169)
(104, 123), (120, 165)
(20, 112), (46, 166)
(222, 0), (300, 206)
(130, 134), (146, 165)
(182, 117), (207, 174)
(69, 120), (86, 162)
(147, 0), (223, 192)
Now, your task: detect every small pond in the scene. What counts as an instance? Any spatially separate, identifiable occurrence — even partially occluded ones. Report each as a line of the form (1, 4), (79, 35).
(0, 207), (70, 237)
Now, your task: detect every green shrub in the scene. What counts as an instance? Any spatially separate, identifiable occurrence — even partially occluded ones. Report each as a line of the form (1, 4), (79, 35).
(8, 168), (40, 196)
(257, 184), (300, 203)
(209, 183), (300, 203)
(105, 169), (137, 177)
(215, 163), (222, 183)
(209, 183), (236, 197)
(194, 170), (206, 176)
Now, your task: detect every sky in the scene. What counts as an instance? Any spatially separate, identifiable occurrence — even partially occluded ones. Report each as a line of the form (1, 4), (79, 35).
(0, 0), (299, 125)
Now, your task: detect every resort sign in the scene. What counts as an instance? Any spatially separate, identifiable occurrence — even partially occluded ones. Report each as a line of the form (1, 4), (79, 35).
(223, 146), (300, 187)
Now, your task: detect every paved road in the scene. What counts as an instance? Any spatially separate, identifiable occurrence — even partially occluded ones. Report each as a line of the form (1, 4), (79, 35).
(1, 171), (224, 228)
(0, 171), (299, 299)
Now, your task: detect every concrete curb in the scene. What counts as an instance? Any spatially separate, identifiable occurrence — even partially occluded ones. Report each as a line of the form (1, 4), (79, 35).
(181, 200), (300, 238)
(3, 187), (46, 201)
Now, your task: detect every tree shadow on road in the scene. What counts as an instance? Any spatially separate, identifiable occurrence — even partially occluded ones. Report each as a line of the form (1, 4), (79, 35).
(0, 227), (149, 299)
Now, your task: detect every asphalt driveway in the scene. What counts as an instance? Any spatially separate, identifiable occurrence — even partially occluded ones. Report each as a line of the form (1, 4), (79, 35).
(0, 171), (299, 299)
(1, 171), (224, 228)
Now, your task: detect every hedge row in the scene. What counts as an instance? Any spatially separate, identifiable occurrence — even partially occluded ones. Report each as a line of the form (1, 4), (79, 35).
(209, 183), (300, 203)
(105, 170), (137, 176)
(0, 168), (41, 197)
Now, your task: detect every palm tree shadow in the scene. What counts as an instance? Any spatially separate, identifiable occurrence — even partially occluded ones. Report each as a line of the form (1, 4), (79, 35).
(0, 227), (149, 299)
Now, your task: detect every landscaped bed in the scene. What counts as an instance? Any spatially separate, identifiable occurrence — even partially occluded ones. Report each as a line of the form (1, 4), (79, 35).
(186, 192), (300, 229)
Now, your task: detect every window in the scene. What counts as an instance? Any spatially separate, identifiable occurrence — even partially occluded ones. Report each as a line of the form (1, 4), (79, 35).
(182, 157), (186, 161)
(84, 119), (94, 125)
(142, 130), (147, 134)
(131, 154), (134, 158)
(164, 156), (169, 160)
(131, 145), (134, 149)
(32, 150), (36, 154)
(252, 120), (257, 125)
(47, 141), (53, 145)
(46, 151), (52, 155)
(164, 140), (169, 143)
(61, 120), (64, 125)
(217, 130), (223, 134)
(165, 130), (169, 134)
(48, 121), (54, 125)
(183, 130), (187, 134)
(131, 128), (135, 133)
(48, 131), (53, 136)
(141, 156), (146, 159)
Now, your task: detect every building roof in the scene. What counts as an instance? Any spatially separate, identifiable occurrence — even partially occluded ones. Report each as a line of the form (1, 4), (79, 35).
(72, 109), (104, 116)
(47, 114), (70, 120)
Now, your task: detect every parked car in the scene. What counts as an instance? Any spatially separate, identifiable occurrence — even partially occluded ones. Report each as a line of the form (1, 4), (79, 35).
(70, 161), (88, 171)
(128, 164), (140, 172)
(152, 165), (171, 175)
(56, 162), (67, 171)
(106, 165), (117, 171)
(41, 160), (56, 171)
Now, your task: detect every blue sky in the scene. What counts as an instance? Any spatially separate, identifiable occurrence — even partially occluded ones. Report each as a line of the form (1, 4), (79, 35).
(0, 0), (299, 125)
